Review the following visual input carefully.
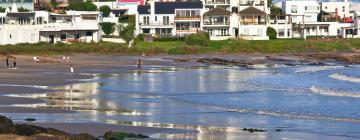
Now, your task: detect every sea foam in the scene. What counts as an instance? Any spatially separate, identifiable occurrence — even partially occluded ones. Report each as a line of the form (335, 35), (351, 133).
(295, 66), (343, 73)
(329, 73), (360, 83)
(310, 86), (360, 98)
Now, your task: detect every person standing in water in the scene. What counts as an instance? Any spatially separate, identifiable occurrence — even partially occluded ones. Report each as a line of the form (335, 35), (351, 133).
(137, 59), (143, 71)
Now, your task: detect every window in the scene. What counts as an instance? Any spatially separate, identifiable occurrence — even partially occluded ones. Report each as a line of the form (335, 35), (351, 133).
(86, 31), (93, 36)
(278, 29), (285, 37)
(291, 5), (297, 13)
(143, 16), (149, 25)
(325, 6), (327, 9)
(61, 34), (66, 40)
(163, 16), (169, 25)
(143, 28), (150, 33)
(75, 34), (80, 39)
(220, 29), (228, 36)
(208, 29), (213, 36)
(287, 29), (291, 37)
(155, 16), (157, 21)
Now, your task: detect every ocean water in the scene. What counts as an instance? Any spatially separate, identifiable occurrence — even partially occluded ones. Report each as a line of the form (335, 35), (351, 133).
(4, 64), (360, 139)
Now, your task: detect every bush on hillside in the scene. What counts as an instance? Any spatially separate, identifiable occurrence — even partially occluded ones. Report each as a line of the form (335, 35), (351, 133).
(100, 22), (115, 35)
(120, 25), (135, 43)
(100, 5), (111, 17)
(266, 27), (277, 40)
(68, 1), (97, 11)
(184, 32), (210, 46)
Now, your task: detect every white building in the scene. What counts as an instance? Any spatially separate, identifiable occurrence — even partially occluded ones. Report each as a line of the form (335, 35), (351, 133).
(202, 0), (238, 40)
(282, 0), (320, 24)
(136, 1), (203, 37)
(0, 4), (102, 45)
(320, 0), (350, 19)
(238, 0), (271, 40)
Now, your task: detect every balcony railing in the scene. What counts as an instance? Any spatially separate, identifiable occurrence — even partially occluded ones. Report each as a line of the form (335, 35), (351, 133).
(240, 21), (266, 25)
(203, 21), (230, 25)
(139, 22), (174, 26)
(174, 16), (201, 20)
(205, 1), (230, 4)
(176, 27), (200, 31)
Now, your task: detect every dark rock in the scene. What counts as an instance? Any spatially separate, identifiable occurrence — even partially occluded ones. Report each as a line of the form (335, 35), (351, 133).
(0, 115), (14, 134)
(70, 133), (97, 140)
(242, 127), (266, 133)
(13, 124), (47, 136)
(25, 118), (36, 122)
(275, 129), (282, 132)
(103, 131), (149, 140)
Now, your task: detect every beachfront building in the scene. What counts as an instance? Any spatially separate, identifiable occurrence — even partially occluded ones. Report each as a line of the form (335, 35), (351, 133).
(135, 1), (203, 37)
(237, 0), (270, 40)
(282, 0), (320, 24)
(269, 15), (293, 38)
(203, 8), (232, 40)
(320, 0), (350, 22)
(202, 0), (238, 40)
(0, 4), (102, 45)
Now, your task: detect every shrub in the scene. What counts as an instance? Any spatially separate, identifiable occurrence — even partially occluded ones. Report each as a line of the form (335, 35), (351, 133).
(120, 25), (135, 43)
(100, 5), (111, 17)
(154, 36), (185, 41)
(184, 32), (210, 46)
(266, 27), (277, 40)
(100, 22), (115, 35)
(68, 1), (97, 11)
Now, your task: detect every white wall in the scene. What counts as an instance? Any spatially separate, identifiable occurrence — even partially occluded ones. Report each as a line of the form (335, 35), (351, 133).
(321, 1), (350, 18)
(283, 0), (320, 24)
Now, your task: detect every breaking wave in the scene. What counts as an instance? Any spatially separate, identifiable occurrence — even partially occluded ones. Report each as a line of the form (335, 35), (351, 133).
(329, 73), (360, 83)
(165, 96), (360, 123)
(295, 66), (343, 73)
(310, 86), (360, 98)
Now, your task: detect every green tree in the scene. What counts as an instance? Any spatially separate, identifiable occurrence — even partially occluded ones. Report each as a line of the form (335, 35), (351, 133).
(100, 22), (115, 35)
(184, 32), (210, 46)
(68, 1), (97, 11)
(0, 7), (5, 13)
(268, 0), (282, 14)
(100, 5), (111, 17)
(266, 27), (277, 40)
(18, 7), (30, 12)
(120, 25), (135, 43)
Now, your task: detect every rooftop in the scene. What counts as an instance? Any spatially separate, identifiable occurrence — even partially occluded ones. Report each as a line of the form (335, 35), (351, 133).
(154, 2), (203, 14)
(239, 7), (266, 15)
(204, 8), (231, 16)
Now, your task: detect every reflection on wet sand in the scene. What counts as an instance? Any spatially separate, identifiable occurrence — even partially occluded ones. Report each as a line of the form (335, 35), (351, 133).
(101, 119), (268, 140)
(7, 82), (131, 114)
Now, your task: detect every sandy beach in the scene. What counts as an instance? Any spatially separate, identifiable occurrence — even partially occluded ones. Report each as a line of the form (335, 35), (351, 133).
(0, 53), (359, 139)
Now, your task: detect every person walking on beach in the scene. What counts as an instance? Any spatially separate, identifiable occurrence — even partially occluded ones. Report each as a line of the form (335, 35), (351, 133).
(70, 65), (74, 73)
(5, 56), (9, 68)
(12, 57), (16, 68)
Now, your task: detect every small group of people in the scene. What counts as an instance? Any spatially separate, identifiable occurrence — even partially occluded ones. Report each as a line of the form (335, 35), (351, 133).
(5, 56), (16, 69)
(62, 56), (71, 63)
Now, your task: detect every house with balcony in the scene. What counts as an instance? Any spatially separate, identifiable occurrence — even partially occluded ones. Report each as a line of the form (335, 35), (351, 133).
(238, 2), (270, 40)
(282, 0), (320, 24)
(0, 3), (102, 45)
(268, 14), (293, 38)
(135, 1), (203, 37)
(202, 8), (232, 40)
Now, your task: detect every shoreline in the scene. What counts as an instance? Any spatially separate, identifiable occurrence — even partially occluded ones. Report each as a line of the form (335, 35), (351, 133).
(0, 53), (359, 139)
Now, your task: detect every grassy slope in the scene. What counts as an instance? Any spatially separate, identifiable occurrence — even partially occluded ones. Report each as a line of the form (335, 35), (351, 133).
(0, 39), (358, 55)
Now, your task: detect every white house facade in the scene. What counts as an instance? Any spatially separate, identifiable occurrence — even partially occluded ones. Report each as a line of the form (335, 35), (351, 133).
(0, 4), (102, 45)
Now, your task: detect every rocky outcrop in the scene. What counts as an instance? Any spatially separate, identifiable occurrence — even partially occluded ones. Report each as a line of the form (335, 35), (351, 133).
(0, 115), (97, 140)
